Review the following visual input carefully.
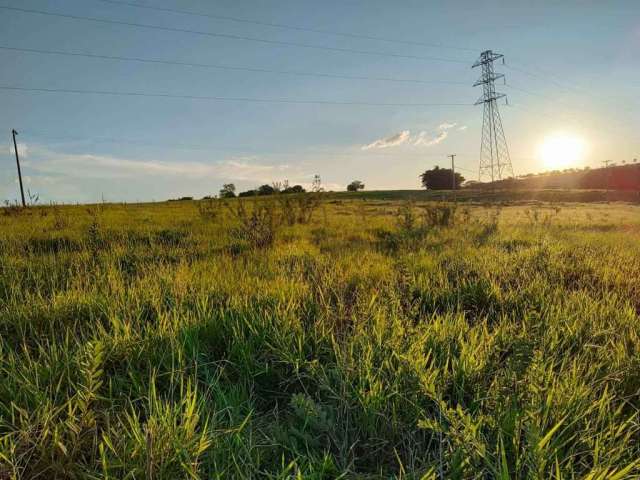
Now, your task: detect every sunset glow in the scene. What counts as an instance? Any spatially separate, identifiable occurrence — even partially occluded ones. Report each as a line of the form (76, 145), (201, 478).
(538, 133), (586, 170)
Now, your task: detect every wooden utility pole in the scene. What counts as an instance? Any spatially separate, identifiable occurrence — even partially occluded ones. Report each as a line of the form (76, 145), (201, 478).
(12, 129), (26, 207)
(449, 154), (457, 202)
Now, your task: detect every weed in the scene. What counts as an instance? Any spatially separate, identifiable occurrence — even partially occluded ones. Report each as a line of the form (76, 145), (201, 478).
(422, 202), (457, 227)
(277, 193), (322, 226)
(197, 198), (222, 220)
(396, 201), (417, 232)
(227, 199), (280, 248)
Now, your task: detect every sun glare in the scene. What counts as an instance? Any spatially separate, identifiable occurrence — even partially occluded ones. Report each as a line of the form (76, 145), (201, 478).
(538, 133), (586, 170)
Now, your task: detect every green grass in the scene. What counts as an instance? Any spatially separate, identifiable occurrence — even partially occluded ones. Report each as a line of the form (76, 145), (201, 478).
(1, 197), (639, 478)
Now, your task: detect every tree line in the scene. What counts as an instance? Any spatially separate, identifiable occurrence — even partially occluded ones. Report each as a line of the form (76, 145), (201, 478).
(217, 179), (366, 198)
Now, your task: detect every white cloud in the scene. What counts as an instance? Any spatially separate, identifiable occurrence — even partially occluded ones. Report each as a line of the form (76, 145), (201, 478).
(412, 121), (460, 147)
(414, 130), (448, 146)
(458, 125), (468, 131)
(25, 146), (295, 184)
(362, 122), (461, 151)
(362, 130), (411, 150)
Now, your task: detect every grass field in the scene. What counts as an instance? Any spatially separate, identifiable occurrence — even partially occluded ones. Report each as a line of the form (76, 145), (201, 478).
(1, 195), (639, 479)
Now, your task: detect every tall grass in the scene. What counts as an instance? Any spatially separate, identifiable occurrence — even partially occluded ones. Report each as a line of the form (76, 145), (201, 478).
(0, 199), (639, 478)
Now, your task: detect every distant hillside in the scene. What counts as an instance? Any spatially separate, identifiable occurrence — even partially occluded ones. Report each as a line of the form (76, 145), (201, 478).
(474, 163), (640, 191)
(333, 188), (639, 203)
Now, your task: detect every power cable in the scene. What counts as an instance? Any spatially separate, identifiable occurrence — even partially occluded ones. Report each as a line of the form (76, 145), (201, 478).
(94, 0), (476, 52)
(0, 6), (470, 64)
(0, 45), (469, 85)
(0, 84), (474, 107)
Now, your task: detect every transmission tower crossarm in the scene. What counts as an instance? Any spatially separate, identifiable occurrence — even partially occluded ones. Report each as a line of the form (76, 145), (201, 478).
(474, 92), (506, 105)
(472, 51), (503, 68)
(473, 72), (504, 87)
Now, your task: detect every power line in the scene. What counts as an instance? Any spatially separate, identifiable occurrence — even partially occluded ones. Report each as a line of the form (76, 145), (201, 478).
(505, 60), (638, 112)
(0, 45), (468, 86)
(0, 85), (474, 107)
(508, 100), (634, 143)
(0, 6), (470, 64)
(94, 0), (476, 52)
(504, 62), (585, 96)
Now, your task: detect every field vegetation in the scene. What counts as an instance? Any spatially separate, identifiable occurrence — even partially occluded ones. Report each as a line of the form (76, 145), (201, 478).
(0, 195), (639, 478)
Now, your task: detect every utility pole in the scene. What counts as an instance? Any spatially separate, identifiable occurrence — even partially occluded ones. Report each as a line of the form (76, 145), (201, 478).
(12, 129), (26, 207)
(472, 50), (514, 184)
(449, 154), (457, 202)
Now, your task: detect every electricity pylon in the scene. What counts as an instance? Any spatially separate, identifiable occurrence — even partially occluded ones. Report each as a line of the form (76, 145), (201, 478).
(473, 50), (514, 182)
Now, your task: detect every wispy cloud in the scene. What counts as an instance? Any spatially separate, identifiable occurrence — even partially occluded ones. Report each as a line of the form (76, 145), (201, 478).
(414, 130), (448, 146)
(362, 122), (461, 150)
(362, 130), (411, 150)
(458, 125), (468, 131)
(24, 146), (296, 184)
(413, 121), (458, 147)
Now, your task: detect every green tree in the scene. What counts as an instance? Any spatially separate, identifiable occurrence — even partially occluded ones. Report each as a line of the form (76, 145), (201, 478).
(257, 184), (277, 196)
(420, 166), (464, 190)
(219, 183), (236, 198)
(347, 180), (365, 192)
(282, 185), (306, 194)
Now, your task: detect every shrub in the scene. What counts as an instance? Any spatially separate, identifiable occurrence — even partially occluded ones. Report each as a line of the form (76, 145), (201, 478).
(277, 193), (322, 226)
(422, 202), (457, 227)
(227, 199), (280, 248)
(197, 198), (221, 220)
(396, 201), (417, 232)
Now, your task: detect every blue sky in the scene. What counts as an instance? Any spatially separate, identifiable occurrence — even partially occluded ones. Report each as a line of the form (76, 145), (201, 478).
(1, 0), (639, 202)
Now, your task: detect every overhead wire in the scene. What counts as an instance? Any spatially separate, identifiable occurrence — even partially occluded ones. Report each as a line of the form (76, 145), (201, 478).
(0, 85), (474, 107)
(95, 0), (476, 52)
(0, 45), (469, 86)
(0, 6), (471, 64)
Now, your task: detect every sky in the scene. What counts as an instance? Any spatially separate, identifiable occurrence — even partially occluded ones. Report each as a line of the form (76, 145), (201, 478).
(1, 0), (639, 203)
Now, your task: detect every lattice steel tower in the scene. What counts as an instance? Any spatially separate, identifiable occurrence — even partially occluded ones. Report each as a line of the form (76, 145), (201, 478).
(473, 50), (514, 182)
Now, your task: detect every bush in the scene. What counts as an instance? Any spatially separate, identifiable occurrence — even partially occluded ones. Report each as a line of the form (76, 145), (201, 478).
(227, 199), (280, 248)
(197, 199), (222, 220)
(396, 201), (417, 232)
(422, 202), (457, 227)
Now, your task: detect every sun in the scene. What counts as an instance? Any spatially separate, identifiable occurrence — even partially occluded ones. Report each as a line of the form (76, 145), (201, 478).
(537, 133), (586, 171)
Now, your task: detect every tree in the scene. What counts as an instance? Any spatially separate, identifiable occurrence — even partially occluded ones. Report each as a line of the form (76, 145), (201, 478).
(282, 185), (306, 194)
(219, 183), (236, 198)
(347, 180), (365, 192)
(238, 189), (257, 197)
(257, 184), (276, 195)
(420, 166), (464, 190)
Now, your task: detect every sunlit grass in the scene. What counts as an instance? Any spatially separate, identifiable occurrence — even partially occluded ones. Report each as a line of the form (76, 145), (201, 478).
(0, 198), (639, 478)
